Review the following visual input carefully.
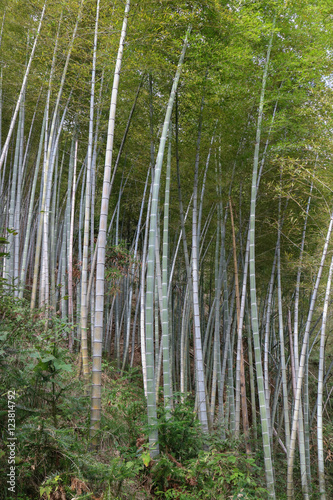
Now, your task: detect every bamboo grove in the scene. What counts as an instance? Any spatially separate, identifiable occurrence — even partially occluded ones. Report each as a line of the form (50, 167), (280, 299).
(0, 0), (333, 498)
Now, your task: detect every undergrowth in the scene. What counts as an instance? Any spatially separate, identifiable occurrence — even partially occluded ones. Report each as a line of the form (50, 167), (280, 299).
(2, 292), (329, 499)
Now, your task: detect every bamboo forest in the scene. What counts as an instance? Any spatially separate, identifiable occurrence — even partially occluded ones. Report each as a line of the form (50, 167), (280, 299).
(1, 0), (333, 498)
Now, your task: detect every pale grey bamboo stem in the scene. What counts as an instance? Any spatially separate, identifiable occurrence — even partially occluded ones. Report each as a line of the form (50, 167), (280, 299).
(248, 25), (275, 499)
(145, 28), (191, 455)
(287, 211), (333, 498)
(161, 124), (172, 414)
(317, 256), (333, 500)
(90, 0), (130, 445)
(192, 93), (209, 433)
(80, 0), (100, 389)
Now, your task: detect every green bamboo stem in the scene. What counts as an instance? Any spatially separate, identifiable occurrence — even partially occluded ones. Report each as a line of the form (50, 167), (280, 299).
(18, 110), (44, 298)
(180, 285), (190, 396)
(192, 92), (209, 434)
(31, 4), (79, 309)
(210, 207), (221, 423)
(68, 136), (78, 341)
(13, 96), (25, 296)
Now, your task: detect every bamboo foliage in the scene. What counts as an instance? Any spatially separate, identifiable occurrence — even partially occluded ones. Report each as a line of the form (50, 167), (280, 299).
(0, 4), (332, 499)
(0, 2), (46, 174)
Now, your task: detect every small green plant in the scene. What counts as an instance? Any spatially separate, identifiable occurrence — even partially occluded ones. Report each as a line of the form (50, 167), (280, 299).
(39, 474), (62, 499)
(108, 456), (144, 497)
(152, 454), (188, 496)
(152, 449), (268, 499)
(0, 235), (9, 258)
(100, 366), (146, 456)
(155, 395), (203, 462)
(105, 241), (133, 296)
(0, 292), (271, 500)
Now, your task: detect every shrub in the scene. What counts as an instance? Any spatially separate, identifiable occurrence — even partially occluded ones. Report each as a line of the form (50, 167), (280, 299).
(155, 396), (203, 462)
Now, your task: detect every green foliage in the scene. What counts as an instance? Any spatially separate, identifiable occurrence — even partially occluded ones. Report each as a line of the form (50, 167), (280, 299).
(0, 294), (84, 497)
(151, 454), (189, 497)
(151, 448), (267, 499)
(0, 292), (148, 498)
(0, 293), (274, 500)
(0, 291), (270, 499)
(1, 0), (333, 498)
(39, 474), (62, 500)
(99, 364), (147, 455)
(0, 235), (9, 258)
(148, 400), (267, 499)
(107, 456), (144, 498)
(105, 242), (133, 296)
(155, 396), (203, 461)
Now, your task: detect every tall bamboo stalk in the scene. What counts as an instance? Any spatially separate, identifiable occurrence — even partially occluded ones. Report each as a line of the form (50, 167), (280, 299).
(318, 253), (332, 500)
(249, 24), (275, 499)
(287, 211), (333, 499)
(80, 0), (100, 391)
(161, 124), (172, 414)
(192, 93), (209, 434)
(145, 27), (191, 455)
(231, 197), (249, 450)
(90, 0), (130, 445)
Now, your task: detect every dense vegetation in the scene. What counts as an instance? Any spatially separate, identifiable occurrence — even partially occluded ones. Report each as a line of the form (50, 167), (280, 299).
(0, 294), (273, 499)
(0, 0), (333, 498)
